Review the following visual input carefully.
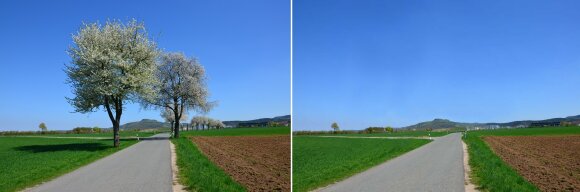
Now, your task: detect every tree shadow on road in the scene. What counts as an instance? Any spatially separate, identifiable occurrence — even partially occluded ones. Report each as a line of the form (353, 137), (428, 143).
(14, 143), (112, 153)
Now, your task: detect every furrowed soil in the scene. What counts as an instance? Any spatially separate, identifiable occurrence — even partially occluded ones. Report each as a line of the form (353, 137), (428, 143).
(484, 136), (580, 192)
(191, 136), (290, 192)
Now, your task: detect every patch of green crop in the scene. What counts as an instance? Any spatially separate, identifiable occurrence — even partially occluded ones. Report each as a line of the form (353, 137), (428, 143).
(321, 131), (450, 137)
(179, 126), (289, 137)
(464, 126), (580, 192)
(172, 138), (246, 192)
(0, 137), (138, 192)
(292, 137), (430, 192)
(19, 131), (156, 138)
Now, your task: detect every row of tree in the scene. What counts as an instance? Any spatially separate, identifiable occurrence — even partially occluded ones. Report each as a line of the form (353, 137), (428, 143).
(190, 116), (225, 130)
(66, 19), (212, 147)
(161, 109), (225, 131)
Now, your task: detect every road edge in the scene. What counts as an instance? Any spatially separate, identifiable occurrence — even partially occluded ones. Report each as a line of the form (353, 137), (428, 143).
(170, 140), (187, 192)
(462, 140), (478, 192)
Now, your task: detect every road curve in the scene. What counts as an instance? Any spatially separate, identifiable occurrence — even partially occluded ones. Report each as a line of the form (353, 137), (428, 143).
(26, 133), (172, 192)
(318, 133), (465, 192)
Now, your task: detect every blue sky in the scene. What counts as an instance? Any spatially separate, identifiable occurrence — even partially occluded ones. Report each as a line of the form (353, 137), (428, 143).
(0, 0), (289, 131)
(294, 0), (580, 130)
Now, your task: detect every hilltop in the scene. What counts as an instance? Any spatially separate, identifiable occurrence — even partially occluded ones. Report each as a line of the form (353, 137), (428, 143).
(403, 115), (580, 130)
(118, 119), (169, 130)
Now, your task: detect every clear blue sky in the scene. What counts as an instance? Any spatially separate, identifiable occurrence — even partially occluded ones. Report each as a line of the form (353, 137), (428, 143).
(294, 0), (580, 130)
(0, 0), (289, 131)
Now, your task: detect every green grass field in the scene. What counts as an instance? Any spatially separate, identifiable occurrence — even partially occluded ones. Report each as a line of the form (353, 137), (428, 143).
(17, 131), (157, 138)
(317, 130), (450, 137)
(174, 126), (289, 191)
(292, 136), (430, 192)
(0, 137), (138, 192)
(464, 126), (580, 192)
(180, 126), (290, 137)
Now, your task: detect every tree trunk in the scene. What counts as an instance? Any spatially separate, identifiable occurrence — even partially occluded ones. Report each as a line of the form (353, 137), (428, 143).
(174, 120), (180, 138)
(172, 98), (181, 138)
(170, 121), (175, 136)
(113, 121), (120, 147)
(104, 96), (122, 147)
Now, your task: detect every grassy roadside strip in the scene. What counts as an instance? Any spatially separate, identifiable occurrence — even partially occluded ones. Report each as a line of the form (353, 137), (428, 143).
(0, 137), (139, 192)
(292, 137), (430, 192)
(464, 126), (580, 192)
(464, 134), (538, 192)
(172, 137), (246, 192)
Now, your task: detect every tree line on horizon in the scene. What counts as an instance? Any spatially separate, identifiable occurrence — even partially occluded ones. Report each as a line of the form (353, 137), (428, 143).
(161, 109), (225, 131)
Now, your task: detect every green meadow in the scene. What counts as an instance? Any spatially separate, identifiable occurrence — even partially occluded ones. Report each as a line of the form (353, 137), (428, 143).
(20, 131), (156, 138)
(292, 136), (430, 192)
(0, 137), (138, 192)
(319, 130), (450, 137)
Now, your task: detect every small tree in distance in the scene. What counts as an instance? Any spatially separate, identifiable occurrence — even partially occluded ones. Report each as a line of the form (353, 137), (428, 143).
(331, 122), (340, 132)
(39, 123), (47, 132)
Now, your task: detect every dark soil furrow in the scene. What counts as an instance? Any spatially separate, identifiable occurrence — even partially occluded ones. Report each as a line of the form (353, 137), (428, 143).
(191, 136), (290, 192)
(484, 136), (580, 192)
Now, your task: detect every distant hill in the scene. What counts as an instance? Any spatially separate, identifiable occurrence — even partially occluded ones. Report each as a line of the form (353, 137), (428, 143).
(116, 119), (169, 130)
(403, 115), (580, 130)
(404, 119), (468, 130)
(111, 115), (291, 130)
(223, 115), (290, 127)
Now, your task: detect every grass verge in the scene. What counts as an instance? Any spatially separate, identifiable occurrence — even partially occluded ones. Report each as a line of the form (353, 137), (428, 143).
(0, 137), (137, 192)
(292, 136), (430, 192)
(464, 126), (580, 191)
(172, 137), (246, 192)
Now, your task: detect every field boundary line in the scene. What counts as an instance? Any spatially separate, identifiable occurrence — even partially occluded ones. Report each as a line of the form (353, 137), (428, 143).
(170, 140), (186, 192)
(463, 140), (479, 192)
(307, 135), (433, 140)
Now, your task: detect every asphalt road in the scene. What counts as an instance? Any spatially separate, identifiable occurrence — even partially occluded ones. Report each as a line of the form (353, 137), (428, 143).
(26, 133), (172, 192)
(318, 133), (465, 192)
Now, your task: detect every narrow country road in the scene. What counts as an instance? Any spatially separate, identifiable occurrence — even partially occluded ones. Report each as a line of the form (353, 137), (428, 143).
(26, 133), (172, 192)
(318, 133), (465, 192)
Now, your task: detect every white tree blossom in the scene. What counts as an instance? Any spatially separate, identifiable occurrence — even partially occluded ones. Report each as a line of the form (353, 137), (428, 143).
(145, 52), (213, 138)
(161, 107), (188, 123)
(66, 19), (158, 147)
(190, 116), (223, 130)
(215, 120), (225, 129)
(190, 116), (203, 130)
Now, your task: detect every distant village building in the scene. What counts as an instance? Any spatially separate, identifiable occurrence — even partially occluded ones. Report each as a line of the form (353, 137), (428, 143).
(530, 122), (560, 127)
(238, 122), (270, 127)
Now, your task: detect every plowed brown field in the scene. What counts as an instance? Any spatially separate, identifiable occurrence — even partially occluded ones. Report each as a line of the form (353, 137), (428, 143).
(484, 136), (580, 192)
(191, 136), (290, 192)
